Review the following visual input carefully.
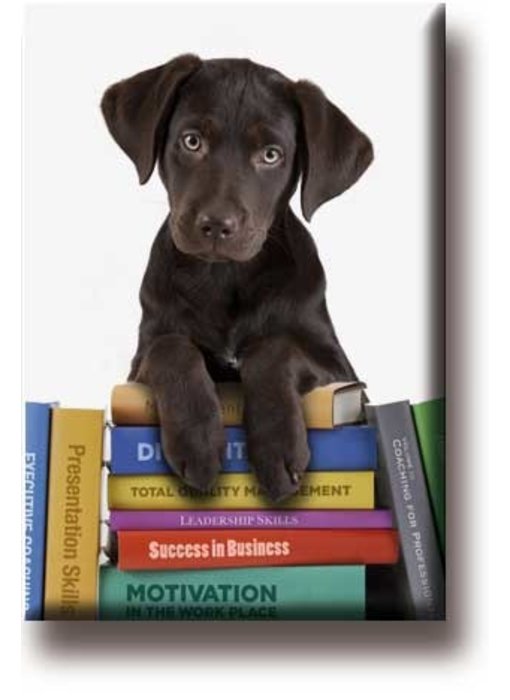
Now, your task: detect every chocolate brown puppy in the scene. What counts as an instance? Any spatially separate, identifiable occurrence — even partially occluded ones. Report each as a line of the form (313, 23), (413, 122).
(101, 55), (373, 501)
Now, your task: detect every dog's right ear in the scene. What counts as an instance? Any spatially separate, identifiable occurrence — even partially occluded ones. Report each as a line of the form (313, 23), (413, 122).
(101, 54), (202, 184)
(295, 80), (373, 222)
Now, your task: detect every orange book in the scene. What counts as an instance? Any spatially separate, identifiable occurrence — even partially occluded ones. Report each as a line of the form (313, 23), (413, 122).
(116, 529), (399, 570)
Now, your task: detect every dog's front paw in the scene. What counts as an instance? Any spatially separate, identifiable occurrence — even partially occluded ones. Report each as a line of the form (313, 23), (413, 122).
(246, 410), (310, 502)
(160, 412), (225, 492)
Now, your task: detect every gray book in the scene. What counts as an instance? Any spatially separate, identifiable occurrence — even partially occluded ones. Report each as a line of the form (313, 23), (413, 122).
(366, 401), (445, 620)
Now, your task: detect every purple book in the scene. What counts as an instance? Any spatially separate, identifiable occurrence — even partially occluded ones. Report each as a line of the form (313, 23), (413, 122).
(109, 509), (393, 531)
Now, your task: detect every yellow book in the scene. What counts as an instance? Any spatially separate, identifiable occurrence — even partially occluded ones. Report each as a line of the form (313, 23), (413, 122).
(111, 380), (365, 428)
(44, 408), (104, 620)
(108, 471), (374, 510)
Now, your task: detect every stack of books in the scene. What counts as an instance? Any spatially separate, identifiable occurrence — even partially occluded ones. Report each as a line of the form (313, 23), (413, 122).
(100, 381), (399, 620)
(23, 389), (445, 620)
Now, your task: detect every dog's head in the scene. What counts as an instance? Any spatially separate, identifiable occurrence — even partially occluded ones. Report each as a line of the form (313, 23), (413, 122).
(101, 55), (373, 263)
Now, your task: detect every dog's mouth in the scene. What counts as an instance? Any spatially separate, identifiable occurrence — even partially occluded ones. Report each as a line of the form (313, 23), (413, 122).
(192, 244), (264, 264)
(170, 219), (266, 263)
(194, 252), (234, 264)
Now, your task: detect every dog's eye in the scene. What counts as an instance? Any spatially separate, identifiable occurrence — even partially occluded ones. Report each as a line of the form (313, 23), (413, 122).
(182, 133), (202, 152)
(262, 146), (284, 165)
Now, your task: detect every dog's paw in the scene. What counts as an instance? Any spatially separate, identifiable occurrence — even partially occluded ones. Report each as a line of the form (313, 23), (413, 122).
(160, 414), (225, 492)
(247, 415), (310, 502)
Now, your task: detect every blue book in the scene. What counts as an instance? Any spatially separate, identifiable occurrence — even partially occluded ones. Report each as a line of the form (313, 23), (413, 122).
(25, 402), (55, 620)
(110, 424), (377, 475)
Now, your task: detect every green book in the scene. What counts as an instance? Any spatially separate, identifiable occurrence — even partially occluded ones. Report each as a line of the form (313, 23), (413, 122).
(99, 565), (365, 620)
(412, 398), (445, 556)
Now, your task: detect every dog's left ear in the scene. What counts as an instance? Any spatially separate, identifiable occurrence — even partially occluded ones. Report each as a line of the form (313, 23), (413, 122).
(101, 54), (202, 184)
(294, 80), (374, 222)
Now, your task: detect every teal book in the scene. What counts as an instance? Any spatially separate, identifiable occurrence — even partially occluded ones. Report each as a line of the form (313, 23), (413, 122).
(412, 398), (445, 557)
(99, 565), (365, 620)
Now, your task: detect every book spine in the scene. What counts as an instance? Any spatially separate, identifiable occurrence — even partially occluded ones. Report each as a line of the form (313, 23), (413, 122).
(109, 425), (377, 474)
(111, 382), (362, 429)
(25, 403), (53, 620)
(367, 401), (445, 620)
(412, 399), (445, 557)
(111, 382), (245, 427)
(108, 471), (374, 510)
(44, 408), (104, 620)
(116, 529), (399, 570)
(99, 565), (366, 620)
(109, 508), (393, 530)
(111, 383), (159, 425)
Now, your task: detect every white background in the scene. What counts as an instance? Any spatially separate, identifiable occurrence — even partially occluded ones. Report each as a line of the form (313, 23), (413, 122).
(25, 2), (438, 407)
(2, 0), (509, 696)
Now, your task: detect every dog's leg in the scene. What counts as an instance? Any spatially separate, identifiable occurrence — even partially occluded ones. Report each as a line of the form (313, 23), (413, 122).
(135, 333), (225, 491)
(240, 335), (336, 502)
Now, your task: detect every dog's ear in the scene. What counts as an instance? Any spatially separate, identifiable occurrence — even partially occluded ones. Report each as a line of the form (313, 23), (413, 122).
(294, 80), (374, 222)
(101, 54), (202, 184)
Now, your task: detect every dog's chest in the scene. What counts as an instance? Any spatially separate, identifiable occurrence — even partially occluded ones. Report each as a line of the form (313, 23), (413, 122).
(176, 266), (248, 356)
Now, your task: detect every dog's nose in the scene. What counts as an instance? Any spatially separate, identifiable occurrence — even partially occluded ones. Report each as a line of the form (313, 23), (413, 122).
(197, 213), (238, 240)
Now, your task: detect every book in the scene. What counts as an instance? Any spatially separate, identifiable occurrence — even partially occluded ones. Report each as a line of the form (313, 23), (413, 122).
(111, 380), (365, 428)
(109, 424), (377, 474)
(44, 408), (104, 620)
(99, 565), (366, 620)
(366, 564), (413, 620)
(115, 528), (399, 570)
(366, 401), (445, 620)
(412, 398), (445, 556)
(25, 402), (54, 620)
(109, 508), (393, 530)
(108, 471), (375, 510)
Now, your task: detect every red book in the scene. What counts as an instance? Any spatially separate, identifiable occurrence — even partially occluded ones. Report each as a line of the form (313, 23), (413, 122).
(116, 529), (399, 570)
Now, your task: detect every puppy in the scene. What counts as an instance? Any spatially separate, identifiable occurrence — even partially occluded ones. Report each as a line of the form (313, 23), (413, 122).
(101, 55), (373, 502)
